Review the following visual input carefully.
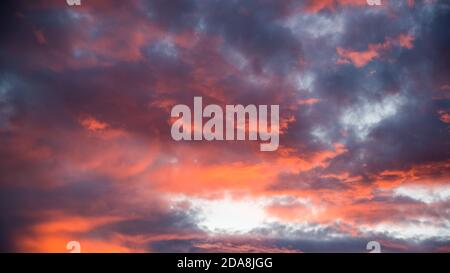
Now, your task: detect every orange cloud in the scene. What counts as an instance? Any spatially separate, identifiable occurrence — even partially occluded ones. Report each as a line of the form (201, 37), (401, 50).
(80, 116), (109, 131)
(304, 0), (366, 13)
(298, 98), (321, 105)
(438, 110), (450, 123)
(337, 34), (415, 67)
(33, 29), (47, 45)
(16, 213), (134, 252)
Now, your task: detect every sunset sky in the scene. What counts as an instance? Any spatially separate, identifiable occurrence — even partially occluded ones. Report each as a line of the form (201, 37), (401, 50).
(0, 0), (449, 252)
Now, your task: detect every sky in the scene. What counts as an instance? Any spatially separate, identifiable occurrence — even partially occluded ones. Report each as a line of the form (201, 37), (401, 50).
(0, 0), (449, 252)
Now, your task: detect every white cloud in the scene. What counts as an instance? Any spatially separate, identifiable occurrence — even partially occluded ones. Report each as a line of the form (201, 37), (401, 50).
(169, 194), (315, 234)
(171, 194), (269, 233)
(293, 71), (316, 92)
(283, 13), (344, 40)
(393, 185), (450, 204)
(151, 38), (178, 58)
(362, 221), (450, 241)
(341, 94), (405, 139)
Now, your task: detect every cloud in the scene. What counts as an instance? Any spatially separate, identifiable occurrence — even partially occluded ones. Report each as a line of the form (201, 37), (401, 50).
(0, 0), (449, 252)
(337, 34), (415, 67)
